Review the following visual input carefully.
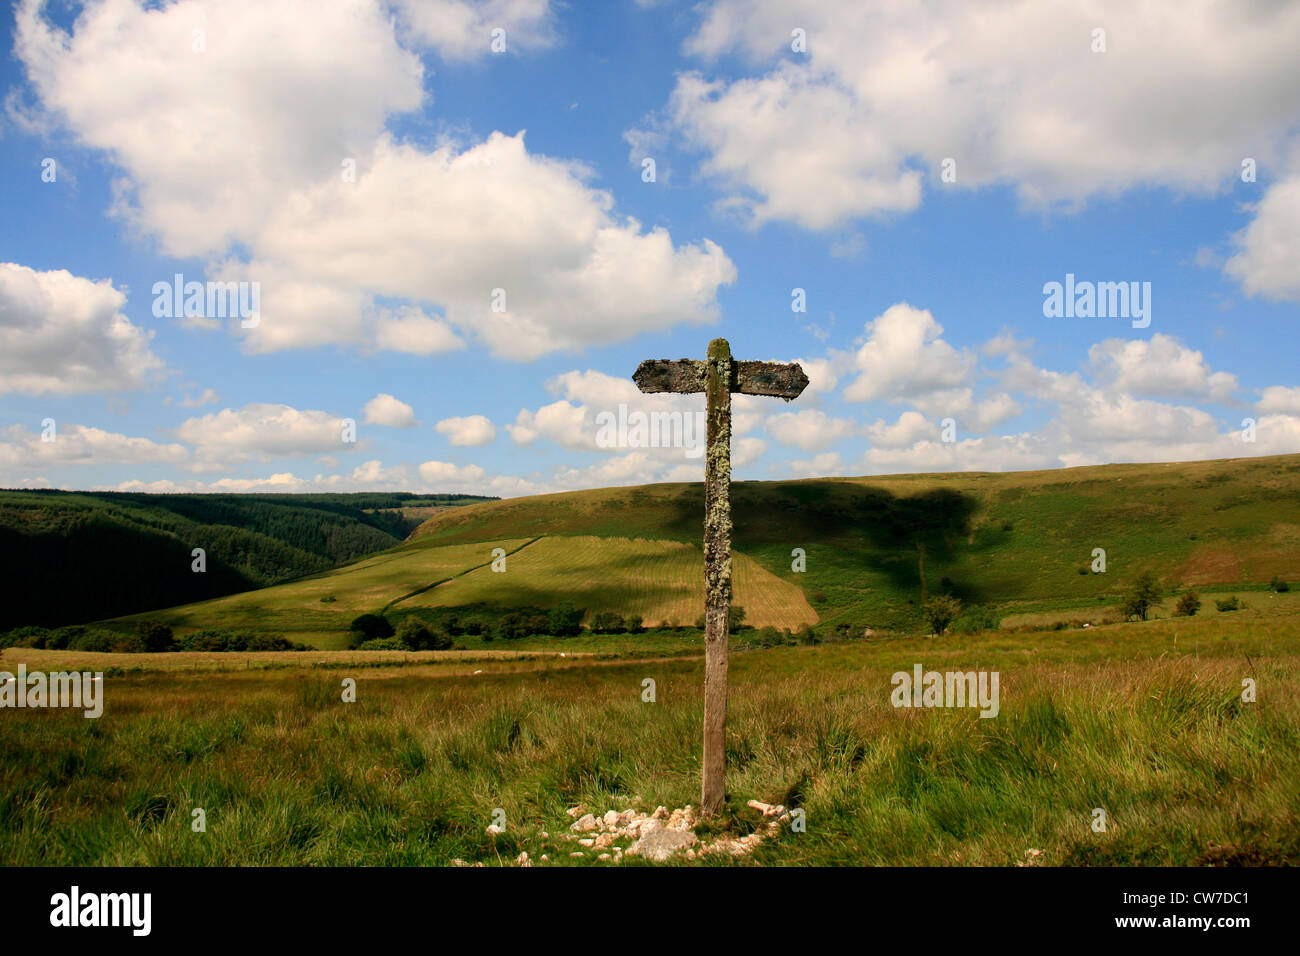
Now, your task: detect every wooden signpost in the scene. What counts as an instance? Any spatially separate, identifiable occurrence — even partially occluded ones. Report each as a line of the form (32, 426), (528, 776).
(634, 338), (809, 816)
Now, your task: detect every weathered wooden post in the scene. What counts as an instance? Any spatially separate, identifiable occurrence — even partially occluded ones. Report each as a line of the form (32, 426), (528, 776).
(634, 338), (808, 816)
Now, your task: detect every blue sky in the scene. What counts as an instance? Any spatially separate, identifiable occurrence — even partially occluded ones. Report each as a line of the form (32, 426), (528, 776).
(1, 0), (1298, 497)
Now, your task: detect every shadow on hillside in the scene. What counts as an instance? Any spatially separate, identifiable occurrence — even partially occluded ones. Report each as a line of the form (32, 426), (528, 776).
(655, 481), (992, 606)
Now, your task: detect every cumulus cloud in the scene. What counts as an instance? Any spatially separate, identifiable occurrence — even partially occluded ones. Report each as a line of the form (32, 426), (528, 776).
(372, 305), (466, 356)
(1225, 176), (1300, 302)
(658, 0), (1300, 231)
(16, 1), (735, 360)
(363, 393), (419, 427)
(765, 409), (856, 451)
(863, 411), (937, 450)
(789, 452), (845, 478)
(0, 423), (188, 467)
(16, 0), (425, 259)
(0, 262), (163, 395)
(1258, 386), (1300, 415)
(506, 368), (708, 454)
(842, 303), (974, 403)
(435, 414), (496, 446)
(1088, 334), (1237, 402)
(392, 0), (557, 62)
(237, 132), (736, 359)
(174, 403), (352, 469)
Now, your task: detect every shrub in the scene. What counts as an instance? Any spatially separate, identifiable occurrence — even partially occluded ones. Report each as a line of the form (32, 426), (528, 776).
(952, 604), (1001, 633)
(349, 613), (393, 642)
(591, 611), (626, 634)
(797, 625), (819, 645)
(1270, 575), (1290, 593)
(64, 628), (123, 652)
(1121, 572), (1162, 621)
(245, 634), (309, 651)
(495, 612), (526, 641)
(728, 606), (747, 634)
(110, 633), (147, 653)
(356, 637), (408, 651)
(922, 595), (962, 635)
(136, 620), (176, 653)
(547, 603), (584, 637)
(174, 629), (307, 652)
(395, 617), (453, 651)
(1215, 596), (1240, 612)
(1, 626), (53, 649)
(1174, 591), (1201, 617)
(626, 615), (644, 634)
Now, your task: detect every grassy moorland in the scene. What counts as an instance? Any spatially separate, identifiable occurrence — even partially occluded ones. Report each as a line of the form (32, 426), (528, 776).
(105, 454), (1300, 647)
(2, 607), (1296, 866)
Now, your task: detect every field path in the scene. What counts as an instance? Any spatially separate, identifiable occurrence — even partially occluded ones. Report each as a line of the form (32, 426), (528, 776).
(385, 535), (544, 611)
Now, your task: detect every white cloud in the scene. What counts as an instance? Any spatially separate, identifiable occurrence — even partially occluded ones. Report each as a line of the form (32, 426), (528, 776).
(241, 132), (736, 359)
(16, 0), (425, 260)
(857, 434), (1060, 475)
(373, 306), (466, 356)
(1088, 334), (1237, 402)
(17, 4), (735, 360)
(178, 388), (220, 408)
(174, 403), (352, 468)
(506, 369), (709, 455)
(435, 414), (496, 446)
(392, 0), (557, 62)
(863, 411), (936, 449)
(0, 262), (163, 395)
(0, 423), (188, 467)
(842, 303), (973, 403)
(789, 452), (844, 478)
(765, 409), (856, 451)
(1225, 175), (1300, 302)
(733, 436), (767, 467)
(363, 393), (419, 427)
(1258, 386), (1300, 415)
(662, 0), (1300, 230)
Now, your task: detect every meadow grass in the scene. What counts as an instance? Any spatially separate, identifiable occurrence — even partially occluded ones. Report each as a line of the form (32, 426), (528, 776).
(3, 611), (1295, 866)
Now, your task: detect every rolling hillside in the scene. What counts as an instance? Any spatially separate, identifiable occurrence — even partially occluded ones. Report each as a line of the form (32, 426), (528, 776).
(0, 490), (494, 628)
(109, 454), (1300, 648)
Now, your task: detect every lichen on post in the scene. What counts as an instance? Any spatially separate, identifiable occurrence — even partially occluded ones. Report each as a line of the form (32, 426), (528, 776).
(701, 337), (733, 817)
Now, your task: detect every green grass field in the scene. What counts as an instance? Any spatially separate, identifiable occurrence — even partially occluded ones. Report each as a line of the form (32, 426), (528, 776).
(3, 608), (1296, 866)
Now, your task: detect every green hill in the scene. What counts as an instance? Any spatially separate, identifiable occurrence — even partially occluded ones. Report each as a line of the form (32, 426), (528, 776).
(105, 454), (1300, 648)
(0, 490), (494, 628)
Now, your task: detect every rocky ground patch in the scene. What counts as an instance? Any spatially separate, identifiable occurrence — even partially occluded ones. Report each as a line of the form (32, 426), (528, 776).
(454, 799), (793, 866)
